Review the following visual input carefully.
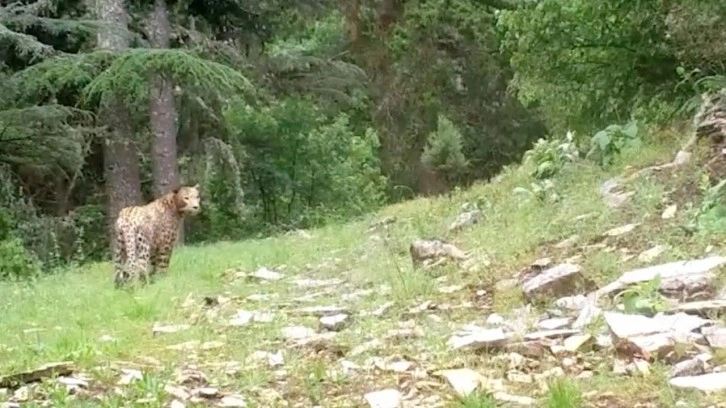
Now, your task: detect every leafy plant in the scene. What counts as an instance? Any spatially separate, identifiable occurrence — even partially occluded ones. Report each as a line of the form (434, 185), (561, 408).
(421, 114), (470, 184)
(522, 131), (579, 180)
(513, 179), (560, 203)
(587, 121), (642, 167)
(688, 175), (726, 234)
(614, 275), (668, 315)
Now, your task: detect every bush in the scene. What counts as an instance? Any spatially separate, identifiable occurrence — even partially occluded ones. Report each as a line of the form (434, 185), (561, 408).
(421, 114), (470, 184)
(0, 237), (40, 280)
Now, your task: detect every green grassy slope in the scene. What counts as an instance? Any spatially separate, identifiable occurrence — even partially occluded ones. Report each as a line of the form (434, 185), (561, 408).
(1, 131), (723, 407)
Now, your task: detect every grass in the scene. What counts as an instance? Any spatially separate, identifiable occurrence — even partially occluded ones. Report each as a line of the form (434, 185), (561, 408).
(1, 131), (725, 407)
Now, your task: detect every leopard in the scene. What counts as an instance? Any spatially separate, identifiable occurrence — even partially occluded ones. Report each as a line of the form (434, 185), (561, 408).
(113, 184), (201, 288)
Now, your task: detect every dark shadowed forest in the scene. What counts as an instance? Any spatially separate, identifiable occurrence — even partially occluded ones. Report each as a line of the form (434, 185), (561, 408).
(1, 0), (724, 276)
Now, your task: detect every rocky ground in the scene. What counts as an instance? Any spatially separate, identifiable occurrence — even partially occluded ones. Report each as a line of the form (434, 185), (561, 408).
(3, 135), (726, 407)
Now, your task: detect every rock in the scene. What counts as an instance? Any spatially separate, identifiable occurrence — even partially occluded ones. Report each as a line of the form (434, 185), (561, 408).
(363, 388), (402, 408)
(604, 312), (711, 338)
(603, 223), (638, 237)
(292, 305), (348, 317)
(361, 301), (394, 317)
(493, 392), (535, 406)
(638, 245), (666, 263)
(555, 295), (589, 311)
(319, 314), (351, 331)
(219, 395), (247, 407)
(669, 372), (726, 392)
(572, 302), (601, 329)
(152, 323), (191, 335)
(486, 313), (505, 326)
(595, 256), (726, 298)
(171, 400), (186, 408)
(165, 384), (191, 400)
(118, 368), (143, 385)
(448, 327), (511, 350)
(438, 284), (465, 294)
(292, 278), (344, 288)
(660, 274), (716, 301)
(166, 340), (200, 351)
(662, 204), (678, 219)
(449, 210), (482, 232)
(600, 178), (634, 208)
(670, 358), (707, 378)
(409, 239), (468, 269)
(250, 267), (283, 281)
(228, 311), (254, 326)
(281, 326), (317, 340)
(434, 368), (484, 397)
(671, 300), (726, 316)
(521, 263), (587, 301)
(537, 317), (571, 330)
(531, 257), (553, 269)
(201, 341), (225, 350)
(554, 235), (579, 249)
(562, 334), (594, 353)
(702, 326), (726, 349)
(0, 361), (75, 388)
(99, 334), (117, 343)
(57, 376), (88, 389)
(524, 329), (580, 341)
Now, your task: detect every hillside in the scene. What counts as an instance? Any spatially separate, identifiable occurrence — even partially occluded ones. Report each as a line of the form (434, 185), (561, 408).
(2, 128), (726, 408)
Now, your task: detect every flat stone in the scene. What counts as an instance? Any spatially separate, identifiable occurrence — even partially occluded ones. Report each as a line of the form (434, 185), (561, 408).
(603, 223), (638, 237)
(670, 358), (707, 378)
(363, 388), (402, 408)
(448, 327), (511, 350)
(662, 204), (677, 219)
(319, 314), (351, 331)
(524, 329), (580, 341)
(669, 372), (726, 392)
(250, 267), (283, 281)
(434, 368), (484, 397)
(603, 312), (711, 339)
(671, 300), (726, 316)
(537, 318), (571, 330)
(521, 263), (586, 301)
(702, 326), (726, 349)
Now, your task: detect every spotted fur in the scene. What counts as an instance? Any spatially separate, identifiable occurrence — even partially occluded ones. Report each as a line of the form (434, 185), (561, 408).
(113, 184), (201, 288)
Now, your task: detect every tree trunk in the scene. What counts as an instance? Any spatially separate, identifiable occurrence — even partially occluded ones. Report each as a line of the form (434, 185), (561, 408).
(147, 0), (183, 245)
(96, 0), (143, 242)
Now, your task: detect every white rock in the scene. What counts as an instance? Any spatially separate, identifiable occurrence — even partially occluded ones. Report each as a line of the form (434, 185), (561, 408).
(554, 295), (589, 310)
(603, 223), (638, 236)
(281, 326), (316, 340)
(521, 263), (585, 300)
(435, 368), (483, 397)
(603, 312), (711, 338)
(152, 323), (191, 335)
(662, 204), (677, 219)
(219, 395), (247, 407)
(669, 372), (726, 392)
(228, 311), (254, 326)
(448, 327), (511, 350)
(537, 318), (571, 330)
(251, 267), (283, 281)
(319, 314), (351, 331)
(363, 388), (402, 408)
(486, 313), (505, 326)
(170, 400), (186, 408)
(638, 245), (666, 263)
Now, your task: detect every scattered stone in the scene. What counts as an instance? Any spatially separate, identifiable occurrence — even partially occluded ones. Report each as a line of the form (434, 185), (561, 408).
(554, 235), (579, 249)
(99, 334), (117, 343)
(662, 204), (678, 219)
(118, 368), (143, 385)
(555, 295), (589, 311)
(281, 326), (317, 340)
(638, 245), (666, 263)
(671, 299), (726, 316)
(320, 314), (351, 331)
(438, 285), (465, 294)
(228, 311), (254, 326)
(493, 391), (535, 406)
(448, 326), (511, 350)
(594, 256), (726, 298)
(57, 376), (88, 389)
(669, 372), (726, 392)
(524, 329), (580, 341)
(562, 334), (594, 353)
(219, 395), (247, 407)
(521, 263), (587, 301)
(291, 305), (348, 317)
(600, 178), (634, 209)
(409, 239), (468, 269)
(250, 267), (283, 281)
(486, 313), (505, 326)
(537, 317), (571, 330)
(434, 368), (484, 397)
(703, 326), (726, 349)
(361, 301), (394, 317)
(0, 361), (74, 388)
(603, 223), (638, 237)
(166, 341), (200, 351)
(197, 387), (219, 398)
(152, 323), (191, 335)
(604, 312), (711, 339)
(572, 302), (601, 329)
(292, 278), (344, 288)
(449, 209), (482, 232)
(165, 384), (191, 400)
(531, 257), (553, 269)
(670, 358), (707, 378)
(363, 388), (402, 408)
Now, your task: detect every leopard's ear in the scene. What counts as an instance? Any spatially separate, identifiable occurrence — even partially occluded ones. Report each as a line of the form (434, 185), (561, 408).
(191, 183), (200, 190)
(172, 185), (181, 195)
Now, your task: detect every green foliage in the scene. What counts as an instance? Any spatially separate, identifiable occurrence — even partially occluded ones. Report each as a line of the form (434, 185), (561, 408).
(84, 49), (256, 108)
(545, 378), (583, 408)
(421, 114), (470, 183)
(223, 97), (386, 232)
(587, 121), (642, 167)
(0, 236), (40, 280)
(613, 276), (668, 315)
(689, 175), (726, 235)
(513, 179), (560, 204)
(523, 131), (579, 180)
